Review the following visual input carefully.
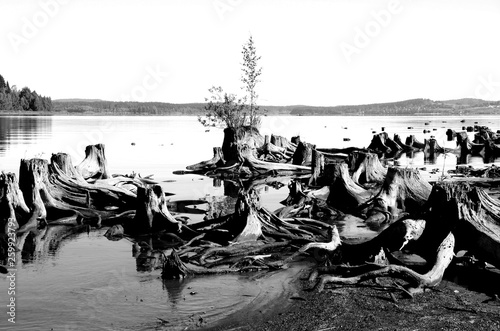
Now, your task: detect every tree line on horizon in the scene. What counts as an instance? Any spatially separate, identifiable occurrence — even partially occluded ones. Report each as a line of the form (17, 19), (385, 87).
(0, 74), (53, 112)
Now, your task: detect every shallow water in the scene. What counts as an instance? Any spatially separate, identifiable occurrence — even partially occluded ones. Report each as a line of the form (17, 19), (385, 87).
(1, 114), (500, 329)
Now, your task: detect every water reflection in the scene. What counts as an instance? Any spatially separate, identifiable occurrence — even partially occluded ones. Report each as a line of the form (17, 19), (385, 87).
(0, 224), (88, 267)
(0, 116), (52, 156)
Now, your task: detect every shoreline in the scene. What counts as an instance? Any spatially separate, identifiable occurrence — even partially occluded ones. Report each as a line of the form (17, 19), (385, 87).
(2, 112), (500, 117)
(202, 261), (314, 331)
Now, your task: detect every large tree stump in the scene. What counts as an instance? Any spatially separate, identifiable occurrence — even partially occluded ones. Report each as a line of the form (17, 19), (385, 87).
(0, 172), (30, 233)
(271, 134), (296, 154)
(368, 132), (392, 155)
(18, 154), (137, 229)
(428, 182), (500, 269)
(133, 185), (186, 234)
(363, 167), (432, 224)
(405, 135), (425, 149)
(258, 135), (290, 162)
(292, 141), (314, 166)
(76, 143), (110, 180)
(221, 126), (264, 164)
(393, 134), (418, 152)
(327, 163), (375, 211)
(349, 151), (387, 186)
(309, 149), (325, 186)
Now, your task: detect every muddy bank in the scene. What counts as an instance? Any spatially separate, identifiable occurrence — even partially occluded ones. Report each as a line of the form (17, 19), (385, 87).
(222, 267), (500, 331)
(201, 262), (314, 331)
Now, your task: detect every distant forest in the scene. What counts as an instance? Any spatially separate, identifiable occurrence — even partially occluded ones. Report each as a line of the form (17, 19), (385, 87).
(52, 99), (207, 115)
(0, 74), (53, 112)
(1, 73), (499, 116)
(51, 98), (500, 116)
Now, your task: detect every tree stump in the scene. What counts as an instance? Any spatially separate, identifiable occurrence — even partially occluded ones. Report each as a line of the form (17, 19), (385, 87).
(76, 143), (110, 180)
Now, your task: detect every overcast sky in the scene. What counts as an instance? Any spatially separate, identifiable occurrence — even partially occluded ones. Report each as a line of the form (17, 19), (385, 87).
(1, 0), (500, 106)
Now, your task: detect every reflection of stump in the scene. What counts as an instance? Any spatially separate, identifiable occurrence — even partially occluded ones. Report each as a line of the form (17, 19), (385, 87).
(76, 143), (109, 180)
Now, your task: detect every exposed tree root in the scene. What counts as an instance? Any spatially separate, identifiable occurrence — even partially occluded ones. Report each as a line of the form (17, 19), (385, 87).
(313, 232), (455, 293)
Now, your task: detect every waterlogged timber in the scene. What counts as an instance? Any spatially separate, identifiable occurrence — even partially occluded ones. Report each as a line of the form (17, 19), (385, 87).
(181, 120), (500, 302)
(1, 117), (500, 329)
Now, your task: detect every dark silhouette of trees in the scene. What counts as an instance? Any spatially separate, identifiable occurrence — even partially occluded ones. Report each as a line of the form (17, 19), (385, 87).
(0, 74), (53, 112)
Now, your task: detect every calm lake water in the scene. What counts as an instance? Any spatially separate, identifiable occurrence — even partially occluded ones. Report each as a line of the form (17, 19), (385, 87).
(1, 115), (500, 330)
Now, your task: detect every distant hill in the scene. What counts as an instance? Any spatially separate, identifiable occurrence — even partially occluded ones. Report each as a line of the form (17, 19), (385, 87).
(50, 98), (500, 116)
(54, 98), (106, 103)
(441, 98), (488, 106)
(52, 100), (206, 115)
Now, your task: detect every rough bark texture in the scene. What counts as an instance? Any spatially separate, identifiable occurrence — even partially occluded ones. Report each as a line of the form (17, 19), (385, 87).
(350, 151), (387, 186)
(186, 147), (225, 171)
(76, 143), (110, 180)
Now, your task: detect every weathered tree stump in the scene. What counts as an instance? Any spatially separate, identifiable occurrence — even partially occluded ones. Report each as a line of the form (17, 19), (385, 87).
(0, 172), (29, 233)
(363, 167), (432, 224)
(309, 149), (325, 186)
(368, 132), (392, 155)
(186, 147), (225, 171)
(133, 185), (196, 236)
(292, 141), (314, 166)
(221, 126), (264, 164)
(405, 135), (425, 150)
(327, 163), (375, 211)
(258, 135), (290, 162)
(349, 151), (387, 186)
(393, 134), (418, 152)
(76, 143), (110, 180)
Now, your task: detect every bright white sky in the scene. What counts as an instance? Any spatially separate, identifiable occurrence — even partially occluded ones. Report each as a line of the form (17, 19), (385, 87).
(1, 0), (500, 106)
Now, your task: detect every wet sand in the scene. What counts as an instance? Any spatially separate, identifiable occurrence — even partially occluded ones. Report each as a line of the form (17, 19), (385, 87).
(204, 267), (500, 331)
